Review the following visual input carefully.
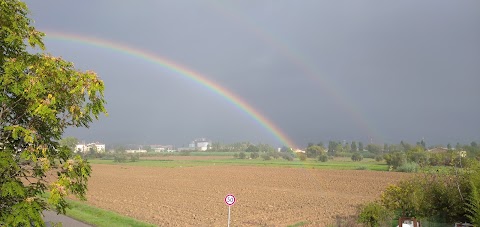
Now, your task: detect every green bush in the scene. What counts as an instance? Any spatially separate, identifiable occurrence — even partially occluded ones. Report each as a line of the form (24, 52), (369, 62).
(407, 150), (429, 166)
(383, 152), (406, 169)
(466, 182), (480, 226)
(233, 153), (239, 159)
(335, 152), (353, 158)
(281, 153), (294, 161)
(129, 154), (140, 162)
(351, 153), (363, 162)
(357, 202), (392, 227)
(297, 153), (307, 161)
(250, 152), (259, 159)
(261, 153), (271, 161)
(239, 152), (246, 159)
(381, 167), (472, 223)
(113, 154), (127, 163)
(271, 151), (281, 159)
(318, 154), (328, 162)
(359, 151), (376, 159)
(397, 162), (419, 173)
(374, 155), (383, 162)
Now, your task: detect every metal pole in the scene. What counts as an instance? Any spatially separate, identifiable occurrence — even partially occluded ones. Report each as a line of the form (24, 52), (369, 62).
(227, 206), (231, 227)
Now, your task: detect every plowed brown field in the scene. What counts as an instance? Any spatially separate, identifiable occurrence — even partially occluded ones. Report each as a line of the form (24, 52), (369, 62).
(85, 164), (409, 226)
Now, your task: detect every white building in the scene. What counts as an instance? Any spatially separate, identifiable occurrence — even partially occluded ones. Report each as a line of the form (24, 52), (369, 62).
(192, 138), (210, 151)
(150, 144), (175, 152)
(75, 142), (106, 153)
(180, 138), (211, 151)
(126, 149), (147, 153)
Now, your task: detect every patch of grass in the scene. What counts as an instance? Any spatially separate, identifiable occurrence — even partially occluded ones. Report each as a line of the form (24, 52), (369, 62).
(64, 199), (155, 227)
(288, 221), (308, 227)
(355, 166), (368, 170)
(88, 157), (389, 171)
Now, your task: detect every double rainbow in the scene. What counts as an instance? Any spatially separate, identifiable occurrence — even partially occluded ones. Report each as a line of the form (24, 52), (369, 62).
(44, 32), (298, 149)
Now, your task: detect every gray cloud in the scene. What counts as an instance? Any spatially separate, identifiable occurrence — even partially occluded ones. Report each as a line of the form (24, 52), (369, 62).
(26, 0), (480, 147)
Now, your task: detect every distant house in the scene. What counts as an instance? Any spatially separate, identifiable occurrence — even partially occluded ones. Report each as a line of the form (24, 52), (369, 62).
(294, 149), (306, 153)
(126, 149), (147, 153)
(180, 138), (211, 151)
(75, 142), (106, 153)
(150, 144), (175, 152)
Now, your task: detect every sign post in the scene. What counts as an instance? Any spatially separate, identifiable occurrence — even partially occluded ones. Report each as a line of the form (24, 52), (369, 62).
(224, 194), (236, 227)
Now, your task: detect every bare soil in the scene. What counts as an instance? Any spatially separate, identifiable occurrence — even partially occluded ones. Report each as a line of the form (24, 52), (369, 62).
(85, 164), (409, 226)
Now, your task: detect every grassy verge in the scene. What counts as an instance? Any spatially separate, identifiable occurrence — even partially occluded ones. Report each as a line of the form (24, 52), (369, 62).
(288, 221), (309, 227)
(63, 199), (155, 227)
(88, 157), (388, 171)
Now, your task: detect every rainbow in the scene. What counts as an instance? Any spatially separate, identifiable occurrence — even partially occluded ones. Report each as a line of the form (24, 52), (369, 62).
(43, 31), (298, 149)
(206, 2), (382, 142)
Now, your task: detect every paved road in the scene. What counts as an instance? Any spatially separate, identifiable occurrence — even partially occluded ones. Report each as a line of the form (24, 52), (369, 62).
(43, 210), (92, 227)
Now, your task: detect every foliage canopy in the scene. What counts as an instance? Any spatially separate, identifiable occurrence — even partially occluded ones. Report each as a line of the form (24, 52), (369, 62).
(0, 0), (106, 225)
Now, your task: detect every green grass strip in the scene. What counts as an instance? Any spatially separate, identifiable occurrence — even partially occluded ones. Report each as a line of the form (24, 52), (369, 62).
(64, 199), (156, 227)
(288, 221), (309, 227)
(89, 157), (388, 171)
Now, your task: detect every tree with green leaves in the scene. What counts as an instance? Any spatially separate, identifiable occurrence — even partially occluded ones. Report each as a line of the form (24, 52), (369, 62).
(306, 145), (324, 158)
(59, 137), (79, 152)
(0, 0), (107, 226)
(350, 141), (357, 152)
(366, 144), (382, 154)
(358, 141), (364, 152)
(328, 141), (337, 156)
(257, 143), (275, 153)
(344, 142), (349, 152)
(250, 152), (259, 159)
(351, 153), (363, 162)
(420, 139), (426, 149)
(245, 144), (259, 153)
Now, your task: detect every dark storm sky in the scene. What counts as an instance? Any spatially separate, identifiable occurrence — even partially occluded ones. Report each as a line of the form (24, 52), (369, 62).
(24, 0), (480, 148)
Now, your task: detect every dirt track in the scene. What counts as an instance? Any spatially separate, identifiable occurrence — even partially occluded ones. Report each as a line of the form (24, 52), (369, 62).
(85, 164), (409, 226)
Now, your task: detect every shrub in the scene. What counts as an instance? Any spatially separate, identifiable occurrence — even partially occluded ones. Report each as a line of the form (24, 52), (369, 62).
(233, 153), (239, 159)
(383, 152), (406, 169)
(239, 152), (246, 159)
(318, 154), (328, 162)
(466, 182), (480, 226)
(396, 162), (419, 173)
(282, 153), (294, 161)
(261, 153), (271, 161)
(380, 169), (472, 222)
(357, 202), (392, 227)
(297, 153), (307, 161)
(407, 150), (429, 166)
(359, 151), (376, 159)
(335, 152), (353, 158)
(351, 153), (363, 162)
(129, 154), (140, 162)
(113, 154), (127, 163)
(374, 155), (383, 162)
(271, 151), (280, 159)
(250, 152), (259, 159)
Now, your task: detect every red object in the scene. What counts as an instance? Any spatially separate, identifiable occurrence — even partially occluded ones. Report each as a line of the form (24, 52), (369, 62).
(225, 194), (236, 206)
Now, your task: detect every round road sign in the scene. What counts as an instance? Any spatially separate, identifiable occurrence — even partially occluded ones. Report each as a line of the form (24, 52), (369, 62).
(225, 194), (236, 206)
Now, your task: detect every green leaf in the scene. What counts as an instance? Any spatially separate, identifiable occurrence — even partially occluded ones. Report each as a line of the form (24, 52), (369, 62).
(1, 181), (25, 197)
